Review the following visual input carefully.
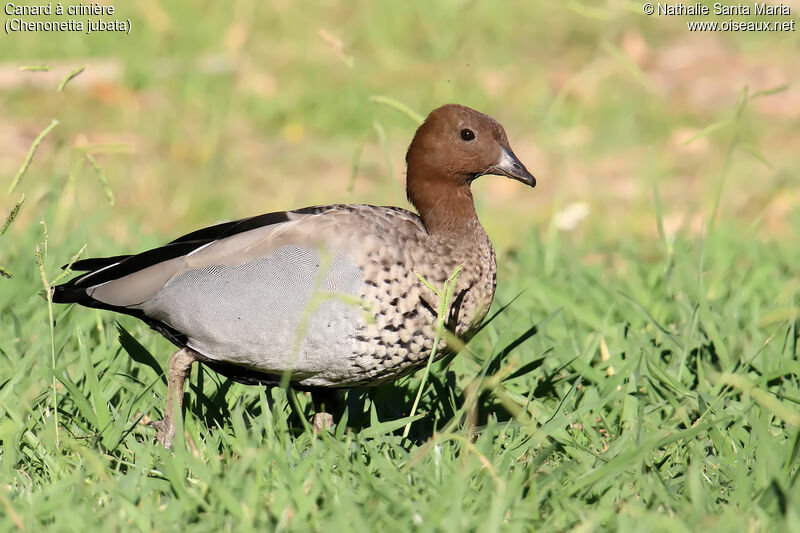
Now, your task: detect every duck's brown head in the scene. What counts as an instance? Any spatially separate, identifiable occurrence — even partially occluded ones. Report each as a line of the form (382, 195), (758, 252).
(405, 104), (535, 235)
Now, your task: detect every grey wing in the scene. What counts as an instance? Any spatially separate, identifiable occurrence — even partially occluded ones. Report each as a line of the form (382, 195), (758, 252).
(140, 243), (367, 382)
(54, 204), (426, 384)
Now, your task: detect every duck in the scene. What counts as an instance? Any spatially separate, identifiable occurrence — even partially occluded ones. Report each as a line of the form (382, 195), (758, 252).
(52, 104), (536, 447)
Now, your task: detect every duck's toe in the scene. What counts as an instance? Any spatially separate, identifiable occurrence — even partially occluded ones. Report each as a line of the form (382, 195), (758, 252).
(151, 418), (175, 449)
(312, 411), (335, 434)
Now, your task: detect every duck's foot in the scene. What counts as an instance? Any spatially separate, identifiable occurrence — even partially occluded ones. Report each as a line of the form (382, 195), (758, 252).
(312, 411), (335, 434)
(150, 347), (198, 449)
(151, 418), (175, 449)
(310, 389), (342, 434)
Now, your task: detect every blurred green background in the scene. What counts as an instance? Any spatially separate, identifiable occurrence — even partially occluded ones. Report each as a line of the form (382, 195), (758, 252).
(2, 1), (799, 530)
(2, 0), (797, 252)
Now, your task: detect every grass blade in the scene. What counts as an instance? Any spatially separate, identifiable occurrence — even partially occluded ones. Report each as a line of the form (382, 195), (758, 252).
(8, 119), (59, 194)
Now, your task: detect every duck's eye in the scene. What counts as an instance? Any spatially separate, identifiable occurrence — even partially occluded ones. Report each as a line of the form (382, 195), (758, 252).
(460, 129), (475, 141)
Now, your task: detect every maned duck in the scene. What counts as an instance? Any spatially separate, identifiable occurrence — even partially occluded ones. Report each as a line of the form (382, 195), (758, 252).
(53, 104), (536, 447)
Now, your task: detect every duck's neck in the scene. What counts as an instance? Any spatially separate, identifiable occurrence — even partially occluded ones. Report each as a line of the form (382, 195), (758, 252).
(407, 169), (484, 239)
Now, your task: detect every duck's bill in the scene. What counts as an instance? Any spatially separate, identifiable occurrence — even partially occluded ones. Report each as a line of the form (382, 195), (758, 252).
(488, 148), (536, 187)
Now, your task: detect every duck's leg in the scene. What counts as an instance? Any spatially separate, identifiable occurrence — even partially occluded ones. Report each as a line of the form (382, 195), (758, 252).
(311, 389), (342, 434)
(151, 347), (198, 449)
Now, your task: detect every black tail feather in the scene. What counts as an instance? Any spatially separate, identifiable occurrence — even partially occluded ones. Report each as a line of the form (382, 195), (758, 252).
(51, 255), (188, 347)
(51, 283), (91, 304)
(65, 255), (131, 272)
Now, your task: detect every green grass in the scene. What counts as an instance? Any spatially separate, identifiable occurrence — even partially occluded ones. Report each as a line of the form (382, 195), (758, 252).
(2, 1), (799, 531)
(3, 204), (800, 531)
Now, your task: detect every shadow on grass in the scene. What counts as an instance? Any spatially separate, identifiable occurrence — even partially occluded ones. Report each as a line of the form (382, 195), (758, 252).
(113, 309), (562, 447)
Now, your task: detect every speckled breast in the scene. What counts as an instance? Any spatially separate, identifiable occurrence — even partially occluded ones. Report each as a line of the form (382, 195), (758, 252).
(345, 226), (497, 385)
